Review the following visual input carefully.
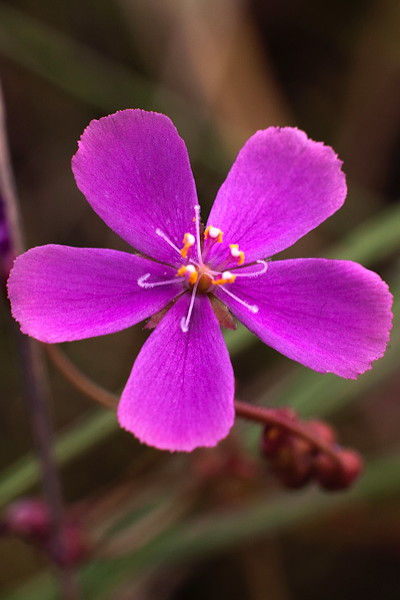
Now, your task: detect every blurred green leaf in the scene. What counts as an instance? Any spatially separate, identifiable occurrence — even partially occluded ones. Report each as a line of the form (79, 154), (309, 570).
(0, 3), (228, 172)
(325, 202), (400, 263)
(4, 450), (400, 600)
(0, 4), (177, 115)
(0, 409), (115, 509)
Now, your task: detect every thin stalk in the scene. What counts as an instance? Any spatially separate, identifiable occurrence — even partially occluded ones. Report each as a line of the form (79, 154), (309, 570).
(45, 345), (118, 410)
(46, 343), (341, 466)
(0, 83), (79, 599)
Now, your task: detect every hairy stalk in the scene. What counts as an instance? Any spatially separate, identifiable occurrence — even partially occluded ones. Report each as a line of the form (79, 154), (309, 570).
(0, 83), (80, 599)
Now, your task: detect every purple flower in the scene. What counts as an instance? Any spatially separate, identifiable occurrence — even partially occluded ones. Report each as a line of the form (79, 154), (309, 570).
(7, 110), (393, 451)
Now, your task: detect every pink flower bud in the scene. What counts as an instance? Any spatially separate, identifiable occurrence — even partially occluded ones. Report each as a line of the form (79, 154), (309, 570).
(4, 498), (50, 540)
(314, 448), (363, 491)
(306, 419), (336, 444)
(261, 425), (289, 456)
(261, 408), (299, 456)
(50, 522), (88, 567)
(270, 437), (314, 488)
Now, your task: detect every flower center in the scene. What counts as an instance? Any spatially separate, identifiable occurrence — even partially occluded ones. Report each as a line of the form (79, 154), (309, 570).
(139, 205), (268, 332)
(176, 263), (236, 294)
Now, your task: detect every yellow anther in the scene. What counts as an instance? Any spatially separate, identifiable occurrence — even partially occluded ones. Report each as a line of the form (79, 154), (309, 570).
(180, 232), (195, 258)
(213, 271), (236, 285)
(204, 226), (223, 243)
(177, 265), (198, 285)
(177, 266), (187, 277)
(229, 244), (245, 266)
(188, 270), (198, 285)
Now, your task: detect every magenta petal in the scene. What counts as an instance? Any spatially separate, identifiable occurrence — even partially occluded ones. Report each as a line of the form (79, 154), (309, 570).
(216, 259), (393, 379)
(72, 110), (198, 265)
(206, 128), (347, 266)
(8, 245), (182, 342)
(118, 294), (235, 451)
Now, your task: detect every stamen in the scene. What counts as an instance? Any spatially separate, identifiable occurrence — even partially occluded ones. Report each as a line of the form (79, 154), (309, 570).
(232, 260), (268, 278)
(156, 228), (182, 256)
(180, 232), (195, 258)
(180, 279), (200, 332)
(213, 271), (237, 285)
(217, 285), (259, 314)
(204, 225), (223, 243)
(229, 244), (245, 266)
(138, 273), (183, 289)
(177, 264), (198, 285)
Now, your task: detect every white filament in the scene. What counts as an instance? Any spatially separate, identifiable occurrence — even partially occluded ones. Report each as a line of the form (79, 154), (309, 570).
(138, 273), (182, 289)
(217, 285), (259, 314)
(180, 279), (200, 332)
(232, 260), (268, 278)
(155, 228), (182, 256)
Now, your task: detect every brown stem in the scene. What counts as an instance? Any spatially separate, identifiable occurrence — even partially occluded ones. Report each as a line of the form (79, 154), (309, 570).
(45, 345), (118, 410)
(0, 83), (80, 599)
(234, 400), (342, 465)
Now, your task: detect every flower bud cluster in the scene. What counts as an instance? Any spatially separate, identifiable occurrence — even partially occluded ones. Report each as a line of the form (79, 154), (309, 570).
(1, 498), (87, 566)
(261, 409), (363, 490)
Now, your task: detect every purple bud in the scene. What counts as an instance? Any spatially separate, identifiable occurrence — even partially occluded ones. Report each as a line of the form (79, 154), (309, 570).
(4, 498), (50, 540)
(49, 522), (88, 567)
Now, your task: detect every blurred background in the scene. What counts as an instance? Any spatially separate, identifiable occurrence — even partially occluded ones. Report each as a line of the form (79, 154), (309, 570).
(0, 0), (400, 598)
